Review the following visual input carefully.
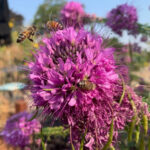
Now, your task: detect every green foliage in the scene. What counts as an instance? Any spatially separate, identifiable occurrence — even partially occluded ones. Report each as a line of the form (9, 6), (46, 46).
(103, 37), (123, 49)
(40, 126), (69, 139)
(79, 129), (87, 150)
(128, 50), (150, 75)
(117, 96), (150, 150)
(33, 0), (66, 26)
(138, 23), (150, 36)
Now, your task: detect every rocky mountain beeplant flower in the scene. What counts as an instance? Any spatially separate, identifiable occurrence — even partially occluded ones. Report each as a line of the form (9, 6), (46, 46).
(0, 112), (41, 148)
(106, 3), (138, 35)
(28, 27), (149, 149)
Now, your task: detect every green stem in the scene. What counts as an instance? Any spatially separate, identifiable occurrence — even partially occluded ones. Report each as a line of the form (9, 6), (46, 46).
(70, 126), (75, 150)
(28, 107), (38, 121)
(109, 145), (115, 150)
(102, 118), (114, 150)
(79, 129), (87, 150)
(41, 128), (46, 150)
(119, 78), (126, 104)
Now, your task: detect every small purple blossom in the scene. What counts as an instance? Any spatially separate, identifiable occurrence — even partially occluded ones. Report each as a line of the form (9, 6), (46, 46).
(106, 4), (138, 35)
(61, 1), (85, 28)
(0, 112), (41, 148)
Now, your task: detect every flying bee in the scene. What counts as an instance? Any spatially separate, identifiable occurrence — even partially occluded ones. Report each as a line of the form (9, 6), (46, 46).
(46, 20), (63, 31)
(16, 25), (37, 43)
(78, 79), (96, 91)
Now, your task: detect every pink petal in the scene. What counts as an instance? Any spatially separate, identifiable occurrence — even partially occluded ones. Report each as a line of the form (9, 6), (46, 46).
(68, 96), (76, 106)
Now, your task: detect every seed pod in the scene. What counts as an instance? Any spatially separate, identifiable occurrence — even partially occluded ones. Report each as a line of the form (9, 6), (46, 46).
(135, 125), (140, 144)
(128, 115), (136, 142)
(127, 91), (137, 142)
(142, 115), (148, 135)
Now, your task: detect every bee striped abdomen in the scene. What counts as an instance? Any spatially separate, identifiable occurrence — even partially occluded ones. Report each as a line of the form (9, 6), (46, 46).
(46, 21), (63, 31)
(78, 80), (96, 91)
(16, 26), (36, 43)
(16, 33), (27, 43)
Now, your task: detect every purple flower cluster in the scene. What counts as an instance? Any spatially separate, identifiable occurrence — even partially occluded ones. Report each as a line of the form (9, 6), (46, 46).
(28, 27), (149, 149)
(0, 112), (41, 148)
(106, 4), (138, 35)
(61, 1), (85, 28)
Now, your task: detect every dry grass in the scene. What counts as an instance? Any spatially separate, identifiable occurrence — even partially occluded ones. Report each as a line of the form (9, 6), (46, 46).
(0, 43), (28, 85)
(0, 93), (14, 129)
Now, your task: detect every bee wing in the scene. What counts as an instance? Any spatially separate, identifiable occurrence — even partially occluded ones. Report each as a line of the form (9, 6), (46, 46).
(33, 22), (47, 35)
(16, 26), (30, 33)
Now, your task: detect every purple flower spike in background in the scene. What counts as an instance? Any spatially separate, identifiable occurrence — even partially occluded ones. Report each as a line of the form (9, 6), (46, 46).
(61, 1), (85, 28)
(106, 3), (138, 35)
(0, 112), (41, 148)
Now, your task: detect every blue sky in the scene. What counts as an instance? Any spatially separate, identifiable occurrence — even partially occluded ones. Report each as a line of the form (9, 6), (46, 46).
(8, 0), (150, 25)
